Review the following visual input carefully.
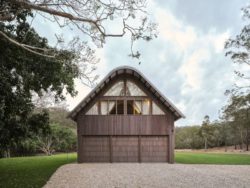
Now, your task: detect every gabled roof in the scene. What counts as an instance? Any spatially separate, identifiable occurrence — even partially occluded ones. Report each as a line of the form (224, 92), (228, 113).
(68, 66), (185, 120)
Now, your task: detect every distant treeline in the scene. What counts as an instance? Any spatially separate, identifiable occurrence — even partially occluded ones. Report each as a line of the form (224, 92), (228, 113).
(175, 119), (249, 150)
(0, 108), (77, 158)
(175, 93), (250, 151)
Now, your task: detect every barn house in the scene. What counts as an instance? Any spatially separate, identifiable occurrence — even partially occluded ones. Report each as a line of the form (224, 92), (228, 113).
(69, 66), (184, 163)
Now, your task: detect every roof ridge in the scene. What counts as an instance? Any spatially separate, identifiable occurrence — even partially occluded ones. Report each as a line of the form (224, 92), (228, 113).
(68, 66), (185, 120)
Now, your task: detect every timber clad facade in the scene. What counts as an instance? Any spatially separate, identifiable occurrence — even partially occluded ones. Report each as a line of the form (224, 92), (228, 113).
(69, 66), (184, 163)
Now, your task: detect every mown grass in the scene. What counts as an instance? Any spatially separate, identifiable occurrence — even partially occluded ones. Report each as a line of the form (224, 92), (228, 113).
(0, 153), (77, 188)
(175, 152), (250, 165)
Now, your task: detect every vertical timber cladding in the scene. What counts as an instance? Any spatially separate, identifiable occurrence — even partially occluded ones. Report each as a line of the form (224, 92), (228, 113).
(141, 136), (168, 162)
(81, 136), (110, 162)
(72, 67), (185, 163)
(112, 136), (139, 162)
(81, 135), (168, 162)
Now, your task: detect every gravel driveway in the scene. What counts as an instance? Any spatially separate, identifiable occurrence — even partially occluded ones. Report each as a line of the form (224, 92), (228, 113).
(44, 163), (250, 188)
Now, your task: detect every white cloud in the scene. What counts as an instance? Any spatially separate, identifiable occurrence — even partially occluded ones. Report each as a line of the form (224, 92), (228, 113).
(179, 49), (210, 91)
(155, 9), (197, 51)
(63, 0), (238, 126)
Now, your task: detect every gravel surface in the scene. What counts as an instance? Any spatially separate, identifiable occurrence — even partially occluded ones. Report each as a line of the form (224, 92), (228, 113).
(44, 163), (250, 188)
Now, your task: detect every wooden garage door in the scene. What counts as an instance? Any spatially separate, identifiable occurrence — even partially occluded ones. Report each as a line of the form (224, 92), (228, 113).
(141, 136), (168, 162)
(82, 136), (110, 162)
(112, 136), (139, 162)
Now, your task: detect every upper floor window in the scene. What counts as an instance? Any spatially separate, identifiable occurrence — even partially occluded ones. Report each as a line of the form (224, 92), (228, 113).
(104, 80), (146, 96)
(126, 81), (146, 96)
(127, 99), (150, 115)
(100, 100), (124, 115)
(86, 102), (98, 115)
(104, 81), (125, 96)
(152, 102), (165, 115)
(85, 79), (165, 115)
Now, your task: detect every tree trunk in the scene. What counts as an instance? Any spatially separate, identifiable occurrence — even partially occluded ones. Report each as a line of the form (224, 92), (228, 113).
(7, 148), (10, 158)
(225, 138), (227, 152)
(204, 137), (207, 151)
(239, 126), (244, 150)
(246, 127), (249, 151)
(234, 138), (237, 150)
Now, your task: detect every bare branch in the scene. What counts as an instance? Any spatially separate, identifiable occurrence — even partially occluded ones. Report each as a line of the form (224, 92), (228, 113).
(0, 31), (55, 58)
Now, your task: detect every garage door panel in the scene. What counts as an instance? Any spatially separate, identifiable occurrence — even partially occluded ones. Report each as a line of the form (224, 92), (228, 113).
(112, 136), (138, 162)
(82, 136), (110, 162)
(141, 136), (168, 162)
(81, 136), (168, 163)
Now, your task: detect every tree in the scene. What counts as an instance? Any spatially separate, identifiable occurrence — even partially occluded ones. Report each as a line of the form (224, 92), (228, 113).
(225, 6), (250, 94)
(1, 0), (157, 60)
(48, 107), (76, 129)
(199, 115), (213, 150)
(0, 7), (81, 156)
(221, 94), (250, 150)
(36, 123), (76, 155)
(0, 110), (50, 157)
(0, 0), (156, 157)
(175, 126), (203, 149)
(218, 121), (231, 152)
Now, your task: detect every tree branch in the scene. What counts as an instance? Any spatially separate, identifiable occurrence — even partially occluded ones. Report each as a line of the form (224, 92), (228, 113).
(13, 0), (127, 38)
(0, 31), (55, 58)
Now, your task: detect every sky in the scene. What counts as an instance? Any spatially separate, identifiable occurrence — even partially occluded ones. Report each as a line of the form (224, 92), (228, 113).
(33, 0), (249, 126)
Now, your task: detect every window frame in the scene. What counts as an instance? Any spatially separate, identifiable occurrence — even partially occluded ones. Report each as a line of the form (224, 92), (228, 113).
(85, 79), (166, 116)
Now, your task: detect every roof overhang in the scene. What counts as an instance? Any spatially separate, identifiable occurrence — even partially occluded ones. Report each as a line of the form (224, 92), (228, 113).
(68, 66), (185, 121)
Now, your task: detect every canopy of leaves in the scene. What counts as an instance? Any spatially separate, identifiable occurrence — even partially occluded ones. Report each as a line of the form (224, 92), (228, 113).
(225, 6), (250, 93)
(0, 6), (79, 155)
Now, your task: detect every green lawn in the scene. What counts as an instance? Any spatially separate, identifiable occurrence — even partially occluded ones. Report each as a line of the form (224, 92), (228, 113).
(1, 152), (250, 188)
(0, 153), (77, 188)
(175, 152), (250, 165)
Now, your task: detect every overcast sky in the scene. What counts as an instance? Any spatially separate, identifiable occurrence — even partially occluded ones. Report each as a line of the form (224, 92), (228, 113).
(34, 0), (249, 126)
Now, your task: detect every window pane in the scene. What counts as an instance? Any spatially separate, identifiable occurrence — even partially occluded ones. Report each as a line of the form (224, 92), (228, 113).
(142, 99), (150, 115)
(104, 81), (125, 96)
(134, 101), (142, 115)
(126, 81), (146, 96)
(108, 101), (116, 114)
(117, 100), (124, 114)
(152, 102), (165, 115)
(127, 100), (133, 114)
(86, 102), (98, 115)
(100, 101), (108, 115)
(127, 100), (142, 115)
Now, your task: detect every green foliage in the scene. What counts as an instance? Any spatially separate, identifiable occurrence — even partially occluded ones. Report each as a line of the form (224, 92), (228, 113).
(225, 6), (250, 93)
(50, 124), (76, 152)
(199, 116), (211, 149)
(0, 5), (79, 156)
(0, 111), (50, 157)
(175, 121), (239, 150)
(175, 152), (250, 165)
(0, 106), (77, 157)
(175, 126), (203, 149)
(221, 94), (250, 149)
(35, 123), (76, 155)
(0, 153), (76, 188)
(48, 108), (76, 130)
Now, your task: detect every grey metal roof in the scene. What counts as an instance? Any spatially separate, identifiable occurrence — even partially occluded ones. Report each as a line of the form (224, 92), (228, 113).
(68, 66), (185, 120)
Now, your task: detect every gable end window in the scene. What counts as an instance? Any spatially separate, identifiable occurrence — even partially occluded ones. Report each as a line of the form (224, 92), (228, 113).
(85, 80), (165, 115)
(104, 80), (146, 96)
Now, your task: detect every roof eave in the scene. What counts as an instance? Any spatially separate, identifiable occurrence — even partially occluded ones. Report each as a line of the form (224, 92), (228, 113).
(68, 66), (185, 120)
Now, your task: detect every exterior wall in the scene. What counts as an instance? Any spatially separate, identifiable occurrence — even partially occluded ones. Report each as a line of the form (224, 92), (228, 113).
(77, 115), (171, 136)
(75, 72), (178, 163)
(77, 114), (175, 163)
